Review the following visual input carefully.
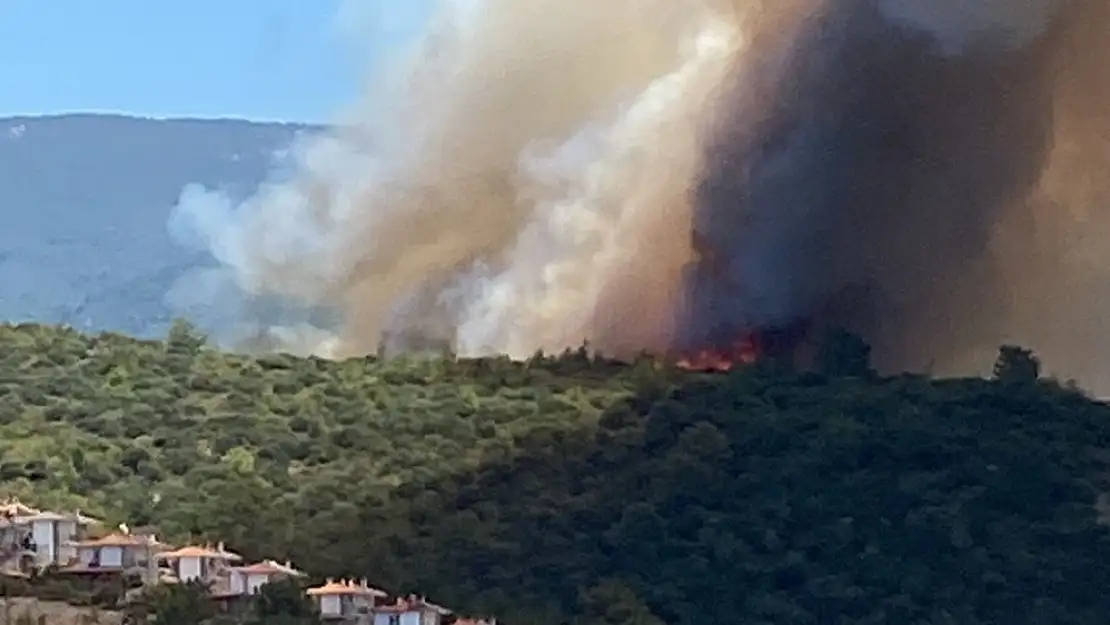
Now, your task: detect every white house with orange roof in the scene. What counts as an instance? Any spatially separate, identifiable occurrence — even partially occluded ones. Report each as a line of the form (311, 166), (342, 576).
(157, 542), (242, 584)
(308, 579), (388, 620)
(17, 509), (100, 568)
(372, 595), (451, 625)
(226, 559), (302, 597)
(62, 526), (165, 580)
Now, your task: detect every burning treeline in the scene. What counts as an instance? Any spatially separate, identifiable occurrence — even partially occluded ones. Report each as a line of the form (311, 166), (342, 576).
(170, 1), (1110, 390)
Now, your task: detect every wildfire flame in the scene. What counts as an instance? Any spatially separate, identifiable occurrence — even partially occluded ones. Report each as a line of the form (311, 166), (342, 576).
(675, 333), (760, 372)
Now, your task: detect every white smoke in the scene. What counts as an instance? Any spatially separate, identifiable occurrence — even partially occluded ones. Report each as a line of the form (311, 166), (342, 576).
(165, 0), (1110, 396)
(169, 0), (749, 358)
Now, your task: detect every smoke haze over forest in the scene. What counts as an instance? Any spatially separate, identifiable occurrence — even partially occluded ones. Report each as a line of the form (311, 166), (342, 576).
(11, 1), (1110, 391)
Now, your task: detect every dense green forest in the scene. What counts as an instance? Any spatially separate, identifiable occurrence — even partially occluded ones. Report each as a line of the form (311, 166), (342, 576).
(3, 321), (1110, 624)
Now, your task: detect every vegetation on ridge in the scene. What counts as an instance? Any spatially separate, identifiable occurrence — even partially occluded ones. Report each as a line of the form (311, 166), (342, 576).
(2, 320), (1110, 624)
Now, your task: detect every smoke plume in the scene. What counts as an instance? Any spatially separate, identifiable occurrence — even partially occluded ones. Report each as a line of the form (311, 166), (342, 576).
(169, 0), (1110, 391)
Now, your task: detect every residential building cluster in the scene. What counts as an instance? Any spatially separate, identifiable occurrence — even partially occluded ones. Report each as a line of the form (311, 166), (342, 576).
(0, 499), (494, 625)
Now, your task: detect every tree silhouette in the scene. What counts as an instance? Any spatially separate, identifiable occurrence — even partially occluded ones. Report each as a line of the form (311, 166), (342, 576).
(248, 578), (318, 625)
(578, 580), (665, 625)
(993, 345), (1040, 385)
(816, 328), (873, 377)
(165, 318), (207, 355)
(126, 580), (214, 625)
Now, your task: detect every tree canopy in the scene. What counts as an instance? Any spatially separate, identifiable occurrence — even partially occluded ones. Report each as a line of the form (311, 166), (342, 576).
(2, 321), (1110, 624)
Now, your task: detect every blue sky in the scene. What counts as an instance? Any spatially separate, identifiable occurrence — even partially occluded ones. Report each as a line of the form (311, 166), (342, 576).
(0, 1), (432, 123)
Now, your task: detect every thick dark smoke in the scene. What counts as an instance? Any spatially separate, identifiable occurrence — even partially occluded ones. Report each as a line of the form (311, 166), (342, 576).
(169, 0), (1110, 391)
(686, 0), (1110, 380)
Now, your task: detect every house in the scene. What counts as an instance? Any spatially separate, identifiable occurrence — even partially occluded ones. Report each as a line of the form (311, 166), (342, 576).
(373, 596), (451, 625)
(0, 501), (496, 625)
(17, 510), (100, 568)
(61, 527), (166, 581)
(0, 502), (103, 575)
(307, 579), (389, 620)
(157, 542), (242, 587)
(0, 500), (40, 576)
(0, 517), (33, 577)
(226, 559), (303, 596)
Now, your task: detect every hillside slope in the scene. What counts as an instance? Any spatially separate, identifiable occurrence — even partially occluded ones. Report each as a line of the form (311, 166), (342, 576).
(0, 114), (310, 336)
(2, 323), (1110, 624)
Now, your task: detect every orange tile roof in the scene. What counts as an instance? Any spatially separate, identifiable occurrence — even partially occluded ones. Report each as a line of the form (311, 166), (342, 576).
(58, 562), (130, 573)
(158, 542), (242, 561)
(231, 560), (302, 576)
(376, 596), (451, 614)
(18, 510), (101, 525)
(72, 532), (161, 547)
(58, 564), (110, 573)
(307, 578), (387, 597)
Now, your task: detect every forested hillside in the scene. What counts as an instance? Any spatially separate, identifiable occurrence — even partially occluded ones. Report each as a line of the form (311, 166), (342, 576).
(2, 321), (1110, 624)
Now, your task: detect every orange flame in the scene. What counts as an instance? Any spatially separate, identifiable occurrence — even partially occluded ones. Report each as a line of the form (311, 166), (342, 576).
(675, 333), (760, 372)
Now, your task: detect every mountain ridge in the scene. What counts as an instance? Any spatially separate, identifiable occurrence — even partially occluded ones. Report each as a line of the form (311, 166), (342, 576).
(0, 113), (319, 336)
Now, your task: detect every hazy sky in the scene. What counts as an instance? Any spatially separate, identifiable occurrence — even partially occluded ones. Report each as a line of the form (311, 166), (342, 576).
(0, 1), (432, 123)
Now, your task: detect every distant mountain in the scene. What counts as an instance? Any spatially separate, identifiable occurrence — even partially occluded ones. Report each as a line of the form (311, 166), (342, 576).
(0, 113), (314, 336)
